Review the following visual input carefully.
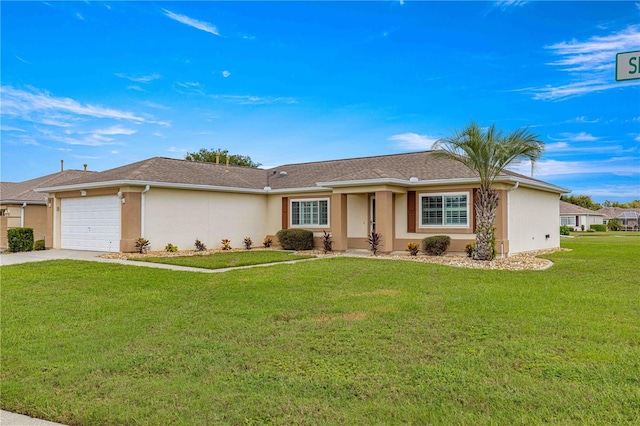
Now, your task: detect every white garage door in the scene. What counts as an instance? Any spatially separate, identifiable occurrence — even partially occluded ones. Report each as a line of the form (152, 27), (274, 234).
(61, 196), (121, 252)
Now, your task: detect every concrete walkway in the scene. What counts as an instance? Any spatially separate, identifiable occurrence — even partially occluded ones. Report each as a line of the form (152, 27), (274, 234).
(0, 411), (67, 426)
(0, 248), (320, 271)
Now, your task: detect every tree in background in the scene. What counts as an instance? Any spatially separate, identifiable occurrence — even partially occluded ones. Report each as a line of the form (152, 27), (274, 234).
(434, 121), (544, 261)
(603, 200), (640, 209)
(560, 194), (602, 210)
(185, 148), (261, 168)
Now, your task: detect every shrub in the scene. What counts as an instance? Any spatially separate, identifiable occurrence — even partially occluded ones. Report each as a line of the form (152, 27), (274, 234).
(560, 224), (572, 236)
(607, 218), (622, 231)
(276, 229), (314, 251)
(590, 224), (607, 232)
(165, 243), (178, 252)
(221, 239), (232, 250)
(465, 242), (475, 258)
(263, 237), (273, 248)
(243, 237), (252, 250)
(369, 232), (382, 256)
(34, 239), (46, 251)
(407, 242), (419, 256)
(422, 235), (451, 256)
(135, 238), (150, 254)
(194, 239), (207, 251)
(7, 228), (34, 252)
(322, 231), (332, 254)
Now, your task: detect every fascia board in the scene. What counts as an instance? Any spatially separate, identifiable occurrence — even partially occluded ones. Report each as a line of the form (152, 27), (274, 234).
(36, 180), (268, 195)
(0, 199), (47, 205)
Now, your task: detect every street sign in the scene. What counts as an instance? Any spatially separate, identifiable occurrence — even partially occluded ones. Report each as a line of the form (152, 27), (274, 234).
(616, 50), (640, 81)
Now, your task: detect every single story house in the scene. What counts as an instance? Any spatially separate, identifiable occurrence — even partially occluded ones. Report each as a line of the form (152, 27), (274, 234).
(559, 200), (604, 231)
(1, 168), (93, 250)
(596, 207), (640, 231)
(36, 151), (568, 256)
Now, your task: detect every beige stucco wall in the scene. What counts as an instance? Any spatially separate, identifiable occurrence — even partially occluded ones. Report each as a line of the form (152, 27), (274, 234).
(508, 187), (560, 254)
(144, 188), (267, 251)
(0, 203), (46, 249)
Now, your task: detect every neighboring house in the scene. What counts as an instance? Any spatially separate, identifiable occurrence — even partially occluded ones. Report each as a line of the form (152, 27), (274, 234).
(596, 207), (640, 231)
(36, 151), (568, 255)
(559, 200), (604, 231)
(1, 169), (95, 250)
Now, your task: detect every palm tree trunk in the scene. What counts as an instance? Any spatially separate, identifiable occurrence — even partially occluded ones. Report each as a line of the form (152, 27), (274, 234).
(474, 188), (499, 260)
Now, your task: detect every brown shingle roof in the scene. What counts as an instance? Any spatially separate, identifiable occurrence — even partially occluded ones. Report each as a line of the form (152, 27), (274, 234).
(1, 170), (95, 203)
(54, 157), (268, 190)
(36, 151), (566, 193)
(596, 206), (640, 220)
(559, 200), (604, 216)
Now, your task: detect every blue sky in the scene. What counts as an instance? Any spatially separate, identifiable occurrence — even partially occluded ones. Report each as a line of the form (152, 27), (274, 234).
(1, 1), (639, 203)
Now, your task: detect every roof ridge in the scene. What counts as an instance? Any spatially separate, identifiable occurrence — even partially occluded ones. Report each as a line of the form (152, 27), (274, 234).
(273, 150), (433, 169)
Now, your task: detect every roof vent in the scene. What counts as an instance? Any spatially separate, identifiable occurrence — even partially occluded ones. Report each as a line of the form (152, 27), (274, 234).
(279, 171), (288, 177)
(409, 177), (419, 183)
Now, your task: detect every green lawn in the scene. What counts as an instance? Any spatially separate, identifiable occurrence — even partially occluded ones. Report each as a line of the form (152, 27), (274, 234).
(2, 236), (639, 425)
(132, 250), (315, 269)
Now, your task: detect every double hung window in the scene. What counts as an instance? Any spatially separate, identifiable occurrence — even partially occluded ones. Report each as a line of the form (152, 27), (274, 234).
(291, 199), (329, 226)
(420, 193), (469, 227)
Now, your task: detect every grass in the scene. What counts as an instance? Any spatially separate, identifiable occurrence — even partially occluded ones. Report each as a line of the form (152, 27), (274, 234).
(2, 236), (639, 425)
(132, 250), (315, 270)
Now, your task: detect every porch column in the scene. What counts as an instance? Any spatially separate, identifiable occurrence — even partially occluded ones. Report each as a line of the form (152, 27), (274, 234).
(45, 197), (54, 248)
(494, 189), (509, 256)
(331, 193), (348, 252)
(375, 190), (394, 254)
(120, 192), (142, 252)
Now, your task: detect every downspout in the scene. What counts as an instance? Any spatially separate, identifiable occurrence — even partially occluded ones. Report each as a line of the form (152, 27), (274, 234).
(141, 185), (151, 238)
(20, 202), (27, 227)
(504, 182), (520, 257)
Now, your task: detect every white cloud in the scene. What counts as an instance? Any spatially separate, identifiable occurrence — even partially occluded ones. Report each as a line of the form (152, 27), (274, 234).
(75, 13), (85, 21)
(495, 1), (528, 9)
(528, 24), (640, 100)
(389, 132), (439, 150)
(127, 85), (144, 92)
(14, 55), (31, 65)
(633, 134), (640, 142)
(79, 125), (137, 136)
(162, 9), (220, 36)
(570, 116), (600, 124)
(0, 85), (145, 122)
(115, 73), (161, 83)
(509, 157), (640, 178)
(214, 94), (297, 105)
(222, 70), (231, 78)
(167, 146), (188, 153)
(568, 184), (640, 198)
(176, 81), (201, 88)
(0, 125), (26, 132)
(554, 132), (598, 142)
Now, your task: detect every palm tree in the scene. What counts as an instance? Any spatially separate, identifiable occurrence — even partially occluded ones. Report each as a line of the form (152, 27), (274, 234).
(433, 121), (544, 260)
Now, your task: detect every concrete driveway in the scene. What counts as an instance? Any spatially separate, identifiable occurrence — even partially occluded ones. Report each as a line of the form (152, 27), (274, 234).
(0, 249), (107, 266)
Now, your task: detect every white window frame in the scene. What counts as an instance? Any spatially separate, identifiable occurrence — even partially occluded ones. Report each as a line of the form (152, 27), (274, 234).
(290, 198), (330, 228)
(560, 216), (574, 226)
(419, 192), (470, 228)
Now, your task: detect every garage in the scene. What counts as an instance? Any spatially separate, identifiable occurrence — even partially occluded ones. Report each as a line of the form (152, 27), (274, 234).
(61, 196), (121, 252)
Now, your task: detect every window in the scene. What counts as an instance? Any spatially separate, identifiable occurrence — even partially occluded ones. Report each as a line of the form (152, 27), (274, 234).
(560, 216), (574, 226)
(420, 193), (468, 227)
(291, 199), (329, 227)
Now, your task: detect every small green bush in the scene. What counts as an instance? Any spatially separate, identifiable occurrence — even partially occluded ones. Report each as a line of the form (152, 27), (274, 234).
(276, 229), (314, 250)
(194, 239), (207, 251)
(560, 224), (572, 236)
(243, 237), (252, 250)
(34, 239), (46, 251)
(263, 237), (273, 248)
(465, 242), (475, 258)
(407, 242), (419, 256)
(590, 224), (607, 232)
(165, 243), (178, 252)
(135, 238), (150, 254)
(222, 239), (232, 250)
(422, 235), (451, 256)
(607, 218), (622, 231)
(7, 228), (34, 252)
